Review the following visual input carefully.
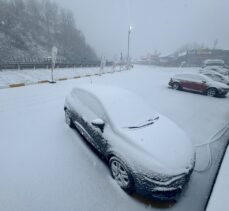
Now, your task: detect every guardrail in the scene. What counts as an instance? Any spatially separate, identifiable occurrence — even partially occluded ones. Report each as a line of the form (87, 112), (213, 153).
(0, 61), (103, 70)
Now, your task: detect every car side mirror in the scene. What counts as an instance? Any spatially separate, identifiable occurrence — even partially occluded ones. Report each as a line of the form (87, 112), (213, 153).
(202, 80), (207, 84)
(91, 119), (105, 132)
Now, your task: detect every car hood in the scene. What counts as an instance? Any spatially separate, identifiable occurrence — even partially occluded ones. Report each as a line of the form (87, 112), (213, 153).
(118, 115), (195, 172)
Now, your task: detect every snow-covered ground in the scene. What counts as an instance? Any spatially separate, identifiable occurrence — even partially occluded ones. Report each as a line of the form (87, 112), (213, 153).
(0, 67), (113, 87)
(0, 65), (228, 211)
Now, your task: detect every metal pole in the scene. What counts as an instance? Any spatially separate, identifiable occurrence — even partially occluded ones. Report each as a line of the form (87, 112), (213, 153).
(51, 63), (54, 82)
(127, 28), (130, 69)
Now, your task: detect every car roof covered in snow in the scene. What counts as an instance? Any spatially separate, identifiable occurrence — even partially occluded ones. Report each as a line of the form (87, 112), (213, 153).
(72, 84), (157, 126)
(73, 84), (136, 99)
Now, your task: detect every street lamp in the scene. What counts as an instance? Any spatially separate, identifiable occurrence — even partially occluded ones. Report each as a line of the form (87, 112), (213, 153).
(127, 25), (132, 69)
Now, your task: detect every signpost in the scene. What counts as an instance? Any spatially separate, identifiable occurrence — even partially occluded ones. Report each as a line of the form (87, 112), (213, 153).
(100, 56), (106, 75)
(50, 46), (58, 83)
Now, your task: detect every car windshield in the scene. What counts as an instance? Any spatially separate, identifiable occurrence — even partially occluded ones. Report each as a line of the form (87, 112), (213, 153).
(103, 94), (157, 128)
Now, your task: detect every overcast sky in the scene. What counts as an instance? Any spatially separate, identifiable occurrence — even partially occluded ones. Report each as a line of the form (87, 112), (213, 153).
(54, 0), (229, 59)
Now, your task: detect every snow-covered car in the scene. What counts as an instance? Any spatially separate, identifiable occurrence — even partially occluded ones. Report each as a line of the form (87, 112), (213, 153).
(203, 59), (225, 67)
(64, 85), (195, 200)
(201, 59), (229, 77)
(169, 73), (229, 97)
(200, 71), (229, 86)
(201, 66), (229, 77)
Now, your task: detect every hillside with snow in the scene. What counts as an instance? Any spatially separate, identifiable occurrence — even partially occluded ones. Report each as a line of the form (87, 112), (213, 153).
(0, 0), (97, 63)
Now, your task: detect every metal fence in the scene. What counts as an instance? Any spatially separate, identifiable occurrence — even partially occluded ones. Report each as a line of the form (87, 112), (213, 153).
(0, 58), (102, 70)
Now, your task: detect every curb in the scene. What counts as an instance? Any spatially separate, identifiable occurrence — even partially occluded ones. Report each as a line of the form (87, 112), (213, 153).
(58, 78), (68, 81)
(38, 80), (49, 84)
(1, 68), (130, 90)
(9, 83), (25, 88)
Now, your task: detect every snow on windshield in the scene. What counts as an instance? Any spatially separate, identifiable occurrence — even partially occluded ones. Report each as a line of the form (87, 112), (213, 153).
(100, 88), (157, 127)
(78, 85), (157, 127)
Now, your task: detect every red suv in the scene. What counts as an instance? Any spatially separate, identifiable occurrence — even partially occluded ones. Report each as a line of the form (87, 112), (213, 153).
(168, 73), (229, 97)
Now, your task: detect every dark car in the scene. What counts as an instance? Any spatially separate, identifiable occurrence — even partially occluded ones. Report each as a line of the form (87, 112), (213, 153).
(169, 73), (229, 97)
(64, 85), (195, 201)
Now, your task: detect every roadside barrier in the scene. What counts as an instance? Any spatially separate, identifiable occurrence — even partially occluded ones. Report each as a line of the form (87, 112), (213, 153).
(1, 68), (132, 89)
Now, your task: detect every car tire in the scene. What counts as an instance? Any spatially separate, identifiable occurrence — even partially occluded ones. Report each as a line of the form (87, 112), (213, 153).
(109, 156), (135, 194)
(206, 88), (217, 97)
(172, 82), (180, 90)
(65, 109), (75, 128)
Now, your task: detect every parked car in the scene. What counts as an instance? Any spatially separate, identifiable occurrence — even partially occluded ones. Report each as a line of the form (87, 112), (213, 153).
(169, 73), (229, 97)
(201, 59), (229, 76)
(64, 85), (195, 200)
(201, 66), (229, 77)
(203, 59), (225, 67)
(200, 71), (229, 86)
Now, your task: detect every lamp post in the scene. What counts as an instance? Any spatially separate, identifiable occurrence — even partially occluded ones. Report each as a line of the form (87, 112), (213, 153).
(127, 25), (132, 69)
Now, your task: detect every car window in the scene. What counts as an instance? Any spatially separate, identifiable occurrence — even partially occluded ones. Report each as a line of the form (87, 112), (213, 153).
(76, 90), (107, 122)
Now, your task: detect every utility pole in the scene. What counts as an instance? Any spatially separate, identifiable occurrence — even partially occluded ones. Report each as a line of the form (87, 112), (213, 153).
(127, 25), (132, 69)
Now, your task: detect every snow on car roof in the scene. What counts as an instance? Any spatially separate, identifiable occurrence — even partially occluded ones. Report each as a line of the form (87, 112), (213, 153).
(75, 84), (135, 99)
(204, 59), (225, 65)
(174, 73), (204, 78)
(73, 84), (157, 126)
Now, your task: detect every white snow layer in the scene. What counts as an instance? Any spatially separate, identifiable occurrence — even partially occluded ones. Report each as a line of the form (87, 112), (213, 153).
(0, 65), (228, 211)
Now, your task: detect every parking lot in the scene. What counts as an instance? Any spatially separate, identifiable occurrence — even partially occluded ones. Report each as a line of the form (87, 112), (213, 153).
(0, 65), (228, 211)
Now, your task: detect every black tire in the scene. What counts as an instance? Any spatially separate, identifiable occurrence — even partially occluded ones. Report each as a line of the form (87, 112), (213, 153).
(65, 109), (75, 128)
(172, 82), (180, 90)
(109, 156), (135, 194)
(206, 88), (217, 97)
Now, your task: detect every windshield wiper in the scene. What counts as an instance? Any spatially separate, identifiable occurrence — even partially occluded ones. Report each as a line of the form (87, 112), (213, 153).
(123, 116), (159, 129)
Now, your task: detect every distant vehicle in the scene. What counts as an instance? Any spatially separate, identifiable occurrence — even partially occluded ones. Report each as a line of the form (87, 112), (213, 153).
(199, 70), (229, 86)
(202, 59), (229, 76)
(169, 73), (229, 97)
(64, 85), (195, 200)
(201, 66), (229, 77)
(203, 59), (225, 67)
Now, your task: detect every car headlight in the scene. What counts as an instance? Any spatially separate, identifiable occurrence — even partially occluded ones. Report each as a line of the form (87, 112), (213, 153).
(219, 88), (226, 92)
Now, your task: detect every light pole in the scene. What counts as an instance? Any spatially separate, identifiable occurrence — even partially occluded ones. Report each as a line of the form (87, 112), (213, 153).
(127, 25), (132, 69)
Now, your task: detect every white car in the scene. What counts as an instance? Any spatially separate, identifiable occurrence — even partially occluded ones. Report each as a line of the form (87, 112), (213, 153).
(200, 70), (229, 86)
(64, 85), (195, 200)
(201, 66), (229, 77)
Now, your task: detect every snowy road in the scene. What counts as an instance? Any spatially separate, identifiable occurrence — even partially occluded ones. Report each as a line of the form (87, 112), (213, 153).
(0, 66), (228, 211)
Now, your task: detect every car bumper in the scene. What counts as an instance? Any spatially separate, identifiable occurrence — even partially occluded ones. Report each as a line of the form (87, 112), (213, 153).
(218, 89), (229, 96)
(133, 170), (192, 201)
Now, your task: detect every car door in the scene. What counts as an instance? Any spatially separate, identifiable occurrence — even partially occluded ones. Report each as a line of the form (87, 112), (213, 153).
(77, 91), (108, 154)
(190, 75), (208, 92)
(180, 74), (195, 90)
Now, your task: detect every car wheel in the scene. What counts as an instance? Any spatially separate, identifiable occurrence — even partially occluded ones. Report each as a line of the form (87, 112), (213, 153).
(65, 109), (75, 128)
(172, 82), (180, 90)
(109, 156), (134, 194)
(206, 88), (217, 97)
